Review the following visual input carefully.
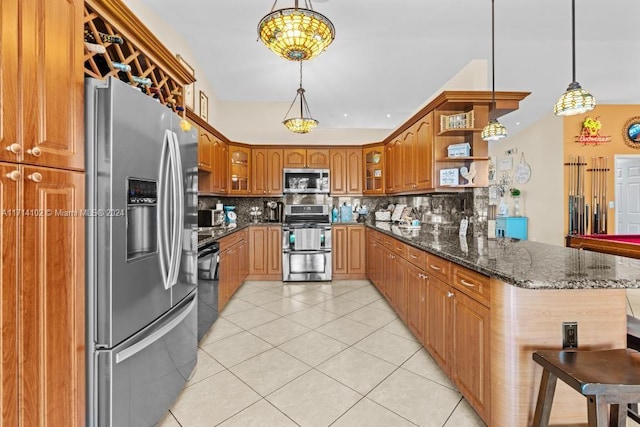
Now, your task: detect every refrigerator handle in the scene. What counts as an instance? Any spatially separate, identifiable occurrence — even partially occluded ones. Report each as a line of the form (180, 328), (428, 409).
(158, 130), (172, 289)
(114, 293), (196, 364)
(165, 131), (179, 288)
(169, 131), (185, 288)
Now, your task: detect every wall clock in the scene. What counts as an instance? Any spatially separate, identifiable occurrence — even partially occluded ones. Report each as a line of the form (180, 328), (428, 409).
(623, 116), (640, 149)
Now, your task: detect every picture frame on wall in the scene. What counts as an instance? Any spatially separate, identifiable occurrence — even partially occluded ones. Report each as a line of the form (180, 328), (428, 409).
(176, 55), (195, 111)
(199, 91), (208, 122)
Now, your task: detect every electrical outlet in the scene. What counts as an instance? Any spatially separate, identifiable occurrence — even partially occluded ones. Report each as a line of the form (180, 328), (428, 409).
(562, 322), (578, 349)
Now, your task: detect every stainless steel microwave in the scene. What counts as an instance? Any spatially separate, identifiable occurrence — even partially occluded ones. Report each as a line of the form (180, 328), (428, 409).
(283, 168), (330, 194)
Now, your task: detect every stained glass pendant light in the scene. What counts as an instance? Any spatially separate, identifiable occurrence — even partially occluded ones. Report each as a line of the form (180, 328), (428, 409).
(554, 0), (596, 116)
(481, 0), (507, 141)
(283, 62), (318, 133)
(258, 0), (335, 61)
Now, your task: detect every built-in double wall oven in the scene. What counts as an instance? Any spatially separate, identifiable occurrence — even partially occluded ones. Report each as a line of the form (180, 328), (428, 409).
(282, 205), (332, 281)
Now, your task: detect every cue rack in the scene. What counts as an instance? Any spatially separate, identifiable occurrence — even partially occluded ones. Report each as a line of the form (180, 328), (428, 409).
(565, 155), (610, 235)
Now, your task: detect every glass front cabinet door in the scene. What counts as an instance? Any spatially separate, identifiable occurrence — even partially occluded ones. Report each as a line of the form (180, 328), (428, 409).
(363, 146), (384, 194)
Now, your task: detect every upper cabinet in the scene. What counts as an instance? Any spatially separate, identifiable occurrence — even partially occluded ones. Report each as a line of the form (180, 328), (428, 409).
(330, 148), (362, 195)
(363, 145), (384, 194)
(0, 0), (84, 170)
(229, 145), (250, 194)
(383, 91), (529, 194)
(197, 125), (214, 172)
(252, 148), (283, 196)
(284, 148), (329, 168)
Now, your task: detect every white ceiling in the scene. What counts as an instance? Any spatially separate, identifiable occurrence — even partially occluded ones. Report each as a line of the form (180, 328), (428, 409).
(135, 0), (640, 144)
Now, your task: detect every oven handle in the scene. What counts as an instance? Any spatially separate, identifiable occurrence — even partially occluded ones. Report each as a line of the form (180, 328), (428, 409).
(283, 249), (332, 255)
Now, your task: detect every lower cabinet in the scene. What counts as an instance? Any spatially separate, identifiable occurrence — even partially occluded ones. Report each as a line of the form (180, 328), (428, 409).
(332, 225), (366, 279)
(1, 163), (85, 427)
(218, 229), (248, 310)
(248, 226), (282, 280)
(365, 228), (490, 423)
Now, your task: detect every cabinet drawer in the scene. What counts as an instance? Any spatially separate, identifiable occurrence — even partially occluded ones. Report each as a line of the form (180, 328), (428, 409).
(452, 266), (490, 306)
(406, 245), (427, 269)
(382, 235), (394, 250)
(392, 239), (406, 259)
(219, 229), (246, 250)
(425, 255), (450, 282)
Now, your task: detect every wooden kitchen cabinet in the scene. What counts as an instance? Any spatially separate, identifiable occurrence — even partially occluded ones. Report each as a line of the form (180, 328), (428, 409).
(401, 127), (416, 191)
(1, 0), (84, 170)
(229, 145), (250, 194)
(363, 145), (384, 194)
(406, 261), (427, 342)
(414, 112), (434, 190)
(212, 138), (228, 194)
(248, 226), (282, 280)
(333, 225), (366, 279)
(13, 0), (84, 171)
(218, 229), (249, 310)
(197, 125), (214, 171)
(251, 148), (283, 196)
(329, 148), (362, 195)
(425, 275), (452, 375)
(0, 164), (85, 427)
(451, 288), (491, 420)
(283, 148), (329, 168)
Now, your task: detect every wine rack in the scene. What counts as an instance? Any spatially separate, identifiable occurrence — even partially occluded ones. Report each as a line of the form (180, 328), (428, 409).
(83, 0), (196, 113)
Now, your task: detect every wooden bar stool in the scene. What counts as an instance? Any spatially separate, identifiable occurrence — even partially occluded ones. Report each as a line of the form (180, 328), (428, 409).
(532, 349), (640, 427)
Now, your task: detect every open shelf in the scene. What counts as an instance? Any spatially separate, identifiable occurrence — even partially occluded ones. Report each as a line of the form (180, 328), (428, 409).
(436, 128), (484, 136)
(436, 156), (490, 162)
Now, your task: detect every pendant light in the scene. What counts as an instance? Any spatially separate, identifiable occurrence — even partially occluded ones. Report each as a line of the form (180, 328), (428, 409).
(258, 0), (335, 61)
(553, 0), (596, 116)
(481, 0), (507, 141)
(283, 62), (318, 133)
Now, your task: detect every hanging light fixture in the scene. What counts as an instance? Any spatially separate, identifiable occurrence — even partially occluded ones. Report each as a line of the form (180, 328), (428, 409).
(258, 0), (335, 61)
(283, 62), (318, 133)
(481, 0), (507, 141)
(554, 0), (596, 116)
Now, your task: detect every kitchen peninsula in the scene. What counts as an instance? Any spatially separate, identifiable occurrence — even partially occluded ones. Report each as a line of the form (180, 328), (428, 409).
(205, 220), (640, 425)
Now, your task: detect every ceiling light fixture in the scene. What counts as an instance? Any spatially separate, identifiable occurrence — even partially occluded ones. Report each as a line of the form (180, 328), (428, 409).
(481, 0), (507, 141)
(553, 0), (596, 116)
(258, 0), (335, 61)
(283, 62), (318, 133)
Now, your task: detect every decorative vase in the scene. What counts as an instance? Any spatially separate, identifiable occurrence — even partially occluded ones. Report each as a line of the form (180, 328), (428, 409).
(513, 196), (521, 216)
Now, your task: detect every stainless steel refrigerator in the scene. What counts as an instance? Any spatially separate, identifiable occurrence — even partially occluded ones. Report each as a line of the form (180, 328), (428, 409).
(85, 77), (198, 426)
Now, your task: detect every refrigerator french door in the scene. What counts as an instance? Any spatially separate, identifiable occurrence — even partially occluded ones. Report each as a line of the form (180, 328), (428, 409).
(85, 77), (198, 427)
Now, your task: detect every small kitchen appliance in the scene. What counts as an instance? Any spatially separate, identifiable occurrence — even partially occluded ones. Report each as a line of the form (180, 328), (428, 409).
(264, 201), (283, 222)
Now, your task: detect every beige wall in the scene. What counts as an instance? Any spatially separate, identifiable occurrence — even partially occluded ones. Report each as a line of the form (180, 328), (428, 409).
(489, 113), (565, 246)
(563, 105), (640, 235)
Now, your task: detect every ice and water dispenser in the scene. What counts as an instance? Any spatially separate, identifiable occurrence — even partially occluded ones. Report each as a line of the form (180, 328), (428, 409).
(127, 178), (158, 260)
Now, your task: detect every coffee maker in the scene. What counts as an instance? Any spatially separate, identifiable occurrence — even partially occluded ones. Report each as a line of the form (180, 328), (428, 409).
(264, 201), (283, 222)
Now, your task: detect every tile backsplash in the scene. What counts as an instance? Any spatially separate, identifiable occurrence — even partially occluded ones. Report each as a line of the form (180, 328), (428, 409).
(199, 188), (489, 236)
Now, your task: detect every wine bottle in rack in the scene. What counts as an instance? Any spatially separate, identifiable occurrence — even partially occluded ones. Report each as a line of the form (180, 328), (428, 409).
(132, 76), (152, 86)
(84, 42), (106, 54)
(84, 29), (124, 45)
(111, 62), (131, 73)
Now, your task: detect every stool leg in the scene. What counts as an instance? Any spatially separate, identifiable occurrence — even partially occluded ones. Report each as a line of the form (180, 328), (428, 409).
(609, 403), (626, 427)
(587, 396), (609, 427)
(629, 403), (640, 423)
(533, 369), (557, 427)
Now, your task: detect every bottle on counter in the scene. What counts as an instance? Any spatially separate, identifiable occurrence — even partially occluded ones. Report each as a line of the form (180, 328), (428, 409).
(332, 206), (338, 223)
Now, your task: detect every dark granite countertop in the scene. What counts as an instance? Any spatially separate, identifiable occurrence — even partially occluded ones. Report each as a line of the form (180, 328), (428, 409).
(367, 222), (640, 290)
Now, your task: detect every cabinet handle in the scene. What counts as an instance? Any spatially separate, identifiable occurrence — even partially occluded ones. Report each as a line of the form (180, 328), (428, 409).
(6, 143), (22, 154)
(460, 279), (475, 288)
(410, 254), (418, 259)
(429, 264), (441, 271)
(447, 291), (454, 298)
(26, 147), (42, 157)
(28, 172), (43, 183)
(5, 170), (21, 181)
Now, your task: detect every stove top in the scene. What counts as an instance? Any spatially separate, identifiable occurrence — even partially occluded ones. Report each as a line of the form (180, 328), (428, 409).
(283, 204), (330, 226)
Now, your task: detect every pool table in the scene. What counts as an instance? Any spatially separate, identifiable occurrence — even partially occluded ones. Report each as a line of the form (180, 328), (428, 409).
(566, 234), (640, 259)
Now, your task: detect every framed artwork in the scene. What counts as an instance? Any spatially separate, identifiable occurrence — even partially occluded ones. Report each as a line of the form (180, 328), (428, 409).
(199, 91), (208, 122)
(176, 55), (195, 111)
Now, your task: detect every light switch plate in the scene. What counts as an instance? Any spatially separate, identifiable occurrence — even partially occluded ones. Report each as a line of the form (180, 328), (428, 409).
(562, 322), (578, 349)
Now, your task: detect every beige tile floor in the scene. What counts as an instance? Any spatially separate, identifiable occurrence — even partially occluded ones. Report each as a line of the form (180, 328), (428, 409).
(157, 281), (640, 427)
